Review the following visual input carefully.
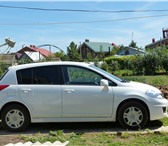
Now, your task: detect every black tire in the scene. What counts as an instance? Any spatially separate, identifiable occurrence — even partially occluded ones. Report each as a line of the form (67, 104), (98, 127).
(118, 101), (148, 130)
(1, 104), (30, 132)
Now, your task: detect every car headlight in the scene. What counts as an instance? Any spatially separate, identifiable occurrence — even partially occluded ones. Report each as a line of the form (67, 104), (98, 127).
(145, 89), (164, 99)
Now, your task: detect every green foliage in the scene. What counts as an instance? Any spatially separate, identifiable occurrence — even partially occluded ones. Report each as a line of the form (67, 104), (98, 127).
(21, 123), (168, 146)
(162, 57), (168, 75)
(67, 41), (82, 61)
(101, 61), (111, 72)
(105, 46), (168, 76)
(129, 40), (138, 48)
(131, 55), (144, 75)
(143, 52), (160, 75)
(109, 60), (120, 72)
(105, 55), (136, 71)
(0, 63), (10, 76)
(18, 58), (34, 64)
(123, 75), (168, 87)
(159, 47), (168, 74)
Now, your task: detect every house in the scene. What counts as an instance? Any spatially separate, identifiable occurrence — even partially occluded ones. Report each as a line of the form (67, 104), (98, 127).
(117, 47), (145, 56)
(79, 40), (113, 59)
(145, 28), (168, 49)
(16, 45), (53, 62)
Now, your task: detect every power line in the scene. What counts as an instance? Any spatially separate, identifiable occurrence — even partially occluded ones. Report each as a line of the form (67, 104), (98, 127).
(0, 4), (168, 13)
(0, 14), (168, 26)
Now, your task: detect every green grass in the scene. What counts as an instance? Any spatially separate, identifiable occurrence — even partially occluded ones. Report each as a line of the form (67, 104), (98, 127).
(122, 75), (168, 87)
(20, 118), (168, 146)
(21, 130), (168, 146)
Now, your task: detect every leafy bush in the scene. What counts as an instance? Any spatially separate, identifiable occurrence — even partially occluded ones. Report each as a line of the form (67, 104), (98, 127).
(105, 55), (136, 71)
(162, 57), (168, 74)
(159, 48), (168, 74)
(131, 55), (144, 75)
(143, 52), (160, 75)
(107, 60), (119, 72)
(105, 46), (168, 75)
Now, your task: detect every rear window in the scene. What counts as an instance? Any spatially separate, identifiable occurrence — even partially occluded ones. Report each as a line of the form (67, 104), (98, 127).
(0, 69), (9, 81)
(17, 66), (62, 85)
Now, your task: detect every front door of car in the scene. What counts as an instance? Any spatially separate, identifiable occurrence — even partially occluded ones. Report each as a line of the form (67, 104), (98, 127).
(62, 66), (113, 118)
(17, 66), (62, 118)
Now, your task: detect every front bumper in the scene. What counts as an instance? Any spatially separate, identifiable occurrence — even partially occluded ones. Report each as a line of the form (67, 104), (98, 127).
(149, 98), (168, 121)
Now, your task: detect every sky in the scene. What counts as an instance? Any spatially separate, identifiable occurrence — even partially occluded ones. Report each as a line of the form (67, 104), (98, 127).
(0, 1), (168, 53)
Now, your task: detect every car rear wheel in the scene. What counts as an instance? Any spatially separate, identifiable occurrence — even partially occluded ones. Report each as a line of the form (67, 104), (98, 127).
(1, 104), (30, 132)
(118, 101), (148, 130)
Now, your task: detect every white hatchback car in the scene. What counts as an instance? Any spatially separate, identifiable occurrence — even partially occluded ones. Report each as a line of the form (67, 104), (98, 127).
(0, 61), (168, 131)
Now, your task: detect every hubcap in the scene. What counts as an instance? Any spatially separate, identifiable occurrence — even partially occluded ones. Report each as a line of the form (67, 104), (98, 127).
(123, 107), (143, 127)
(5, 109), (24, 129)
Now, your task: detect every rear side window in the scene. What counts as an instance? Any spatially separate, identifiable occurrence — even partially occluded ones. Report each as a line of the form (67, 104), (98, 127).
(0, 70), (9, 81)
(17, 65), (62, 85)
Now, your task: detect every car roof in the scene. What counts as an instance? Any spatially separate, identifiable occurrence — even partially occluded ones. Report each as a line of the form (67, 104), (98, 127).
(8, 61), (91, 71)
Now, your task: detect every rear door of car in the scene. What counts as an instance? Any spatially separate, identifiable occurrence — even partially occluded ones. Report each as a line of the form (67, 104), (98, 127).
(17, 65), (62, 118)
(61, 65), (114, 118)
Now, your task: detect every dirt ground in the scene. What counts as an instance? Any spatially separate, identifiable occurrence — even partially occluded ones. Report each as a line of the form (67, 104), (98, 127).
(159, 85), (168, 99)
(0, 135), (25, 146)
(0, 86), (168, 145)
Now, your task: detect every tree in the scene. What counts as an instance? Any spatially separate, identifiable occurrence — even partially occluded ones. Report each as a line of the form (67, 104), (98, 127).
(129, 40), (137, 48)
(67, 42), (81, 61)
(110, 45), (125, 56)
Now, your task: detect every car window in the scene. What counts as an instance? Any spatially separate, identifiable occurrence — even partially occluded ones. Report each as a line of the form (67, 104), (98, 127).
(17, 66), (62, 85)
(0, 69), (9, 81)
(63, 66), (103, 85)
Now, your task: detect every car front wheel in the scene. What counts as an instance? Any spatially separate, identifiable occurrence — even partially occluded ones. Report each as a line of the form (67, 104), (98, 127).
(118, 101), (148, 130)
(1, 104), (30, 132)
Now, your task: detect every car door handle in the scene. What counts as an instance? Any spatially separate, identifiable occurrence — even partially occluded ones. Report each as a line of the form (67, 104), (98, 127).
(21, 88), (31, 93)
(64, 89), (75, 93)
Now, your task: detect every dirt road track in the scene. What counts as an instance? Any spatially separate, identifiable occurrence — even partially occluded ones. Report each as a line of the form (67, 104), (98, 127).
(0, 120), (166, 146)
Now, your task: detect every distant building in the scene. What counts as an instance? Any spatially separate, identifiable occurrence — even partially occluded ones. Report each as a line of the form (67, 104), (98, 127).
(0, 53), (17, 64)
(145, 28), (168, 49)
(16, 45), (53, 62)
(117, 47), (145, 56)
(79, 39), (113, 59)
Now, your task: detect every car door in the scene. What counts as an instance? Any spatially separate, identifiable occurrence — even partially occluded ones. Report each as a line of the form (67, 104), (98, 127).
(62, 65), (113, 118)
(17, 65), (62, 118)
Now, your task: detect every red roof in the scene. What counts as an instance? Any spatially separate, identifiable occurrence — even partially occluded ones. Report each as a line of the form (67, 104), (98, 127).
(17, 45), (53, 57)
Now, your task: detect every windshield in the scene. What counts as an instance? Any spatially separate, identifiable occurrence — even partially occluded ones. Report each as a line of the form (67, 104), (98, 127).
(90, 65), (123, 82)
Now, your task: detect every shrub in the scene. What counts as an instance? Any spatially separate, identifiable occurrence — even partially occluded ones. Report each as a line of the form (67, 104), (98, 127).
(142, 52), (160, 75)
(162, 57), (168, 75)
(159, 48), (168, 74)
(105, 55), (136, 70)
(131, 55), (144, 75)
(104, 46), (168, 76)
(107, 60), (119, 72)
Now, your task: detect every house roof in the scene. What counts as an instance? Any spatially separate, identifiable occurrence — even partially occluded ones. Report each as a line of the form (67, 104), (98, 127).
(117, 47), (145, 56)
(17, 45), (52, 57)
(83, 42), (113, 53)
(145, 37), (168, 48)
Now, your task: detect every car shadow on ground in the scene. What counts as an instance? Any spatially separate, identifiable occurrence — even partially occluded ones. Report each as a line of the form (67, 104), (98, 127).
(0, 120), (164, 135)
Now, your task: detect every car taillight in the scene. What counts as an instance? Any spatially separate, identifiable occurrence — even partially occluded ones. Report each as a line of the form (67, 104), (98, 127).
(0, 85), (9, 91)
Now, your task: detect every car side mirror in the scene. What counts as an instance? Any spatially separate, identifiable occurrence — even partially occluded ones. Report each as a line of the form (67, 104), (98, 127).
(100, 79), (109, 87)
